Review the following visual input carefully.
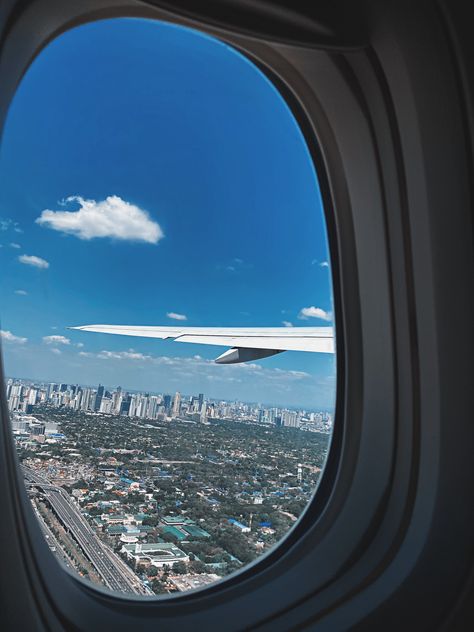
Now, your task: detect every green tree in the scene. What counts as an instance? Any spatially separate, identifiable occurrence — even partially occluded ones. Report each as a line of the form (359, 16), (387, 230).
(172, 561), (187, 575)
(189, 560), (207, 574)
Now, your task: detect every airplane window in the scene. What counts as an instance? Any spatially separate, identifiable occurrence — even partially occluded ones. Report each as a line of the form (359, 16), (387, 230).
(0, 18), (336, 597)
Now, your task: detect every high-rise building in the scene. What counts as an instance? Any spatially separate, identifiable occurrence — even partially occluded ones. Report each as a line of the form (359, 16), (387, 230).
(94, 384), (104, 411)
(129, 395), (138, 417)
(135, 395), (147, 418)
(81, 388), (92, 411)
(112, 389), (122, 415)
(172, 392), (181, 417)
(73, 391), (82, 410)
(281, 410), (298, 427)
(119, 397), (131, 415)
(200, 400), (207, 423)
(147, 396), (159, 419)
(27, 389), (38, 405)
(163, 394), (171, 414)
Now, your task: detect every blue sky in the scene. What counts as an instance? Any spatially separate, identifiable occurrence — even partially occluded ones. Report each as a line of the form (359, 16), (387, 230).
(0, 18), (336, 409)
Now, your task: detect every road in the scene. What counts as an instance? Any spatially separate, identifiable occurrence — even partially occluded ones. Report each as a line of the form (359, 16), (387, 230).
(32, 502), (73, 570)
(22, 466), (148, 595)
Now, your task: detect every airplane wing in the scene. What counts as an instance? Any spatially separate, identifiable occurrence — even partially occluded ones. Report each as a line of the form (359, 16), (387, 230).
(70, 324), (335, 364)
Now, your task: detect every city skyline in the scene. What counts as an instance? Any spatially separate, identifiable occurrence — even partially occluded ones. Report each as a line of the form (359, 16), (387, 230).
(6, 375), (335, 424)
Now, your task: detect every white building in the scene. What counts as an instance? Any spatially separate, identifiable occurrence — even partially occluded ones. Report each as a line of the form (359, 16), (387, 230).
(121, 542), (189, 568)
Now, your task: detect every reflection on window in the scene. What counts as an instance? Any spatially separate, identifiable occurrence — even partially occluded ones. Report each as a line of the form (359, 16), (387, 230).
(0, 17), (336, 596)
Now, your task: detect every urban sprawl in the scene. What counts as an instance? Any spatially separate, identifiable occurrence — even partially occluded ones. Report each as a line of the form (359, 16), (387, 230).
(8, 377), (332, 596)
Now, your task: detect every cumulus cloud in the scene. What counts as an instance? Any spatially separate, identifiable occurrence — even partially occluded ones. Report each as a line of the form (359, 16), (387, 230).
(73, 347), (324, 404)
(0, 330), (27, 344)
(271, 368), (311, 379)
(18, 254), (49, 269)
(36, 195), (164, 244)
(97, 349), (152, 361)
(14, 289), (27, 296)
(282, 321), (293, 327)
(75, 342), (84, 348)
(78, 348), (309, 387)
(166, 312), (187, 321)
(320, 261), (329, 268)
(9, 242), (21, 249)
(298, 306), (332, 321)
(51, 348), (62, 355)
(43, 335), (71, 345)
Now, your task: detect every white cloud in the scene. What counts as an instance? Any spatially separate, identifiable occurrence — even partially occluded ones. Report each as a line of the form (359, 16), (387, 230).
(320, 261), (329, 268)
(282, 321), (293, 328)
(9, 242), (21, 249)
(218, 258), (252, 273)
(0, 219), (23, 233)
(18, 254), (49, 269)
(75, 348), (311, 385)
(166, 312), (187, 321)
(51, 348), (62, 355)
(75, 342), (84, 348)
(36, 195), (164, 244)
(0, 330), (27, 344)
(14, 289), (27, 296)
(97, 349), (152, 361)
(298, 306), (332, 322)
(43, 335), (71, 345)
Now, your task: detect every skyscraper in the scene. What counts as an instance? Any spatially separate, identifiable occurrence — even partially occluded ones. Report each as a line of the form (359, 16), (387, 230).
(94, 384), (104, 411)
(200, 400), (207, 423)
(172, 392), (181, 417)
(119, 396), (131, 416)
(163, 395), (171, 414)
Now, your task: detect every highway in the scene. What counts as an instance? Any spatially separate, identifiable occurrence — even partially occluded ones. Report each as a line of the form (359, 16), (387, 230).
(22, 466), (147, 595)
(32, 503), (73, 570)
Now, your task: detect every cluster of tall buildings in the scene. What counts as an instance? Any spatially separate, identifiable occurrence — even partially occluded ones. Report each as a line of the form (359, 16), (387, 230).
(5, 378), (333, 432)
(6, 379), (208, 422)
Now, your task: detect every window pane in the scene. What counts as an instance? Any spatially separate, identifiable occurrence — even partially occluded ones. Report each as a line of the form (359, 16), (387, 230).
(0, 18), (336, 597)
